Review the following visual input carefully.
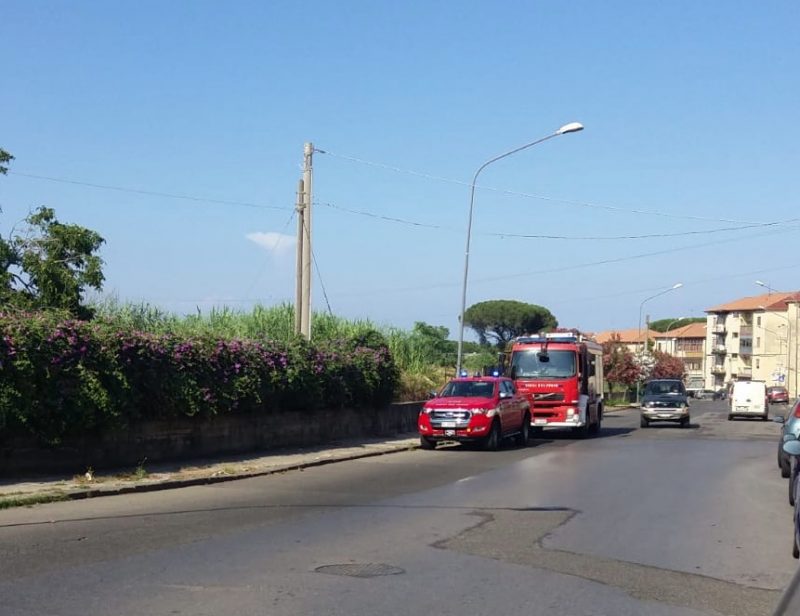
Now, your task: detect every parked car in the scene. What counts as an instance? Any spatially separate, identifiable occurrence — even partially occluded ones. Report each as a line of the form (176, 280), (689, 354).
(783, 438), (800, 558)
(728, 380), (768, 421)
(418, 376), (531, 450)
(640, 379), (690, 428)
(773, 401), (800, 503)
(769, 386), (790, 404)
(694, 389), (716, 400)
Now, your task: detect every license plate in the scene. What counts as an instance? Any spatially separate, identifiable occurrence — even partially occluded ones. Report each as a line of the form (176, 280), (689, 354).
(440, 421), (456, 428)
(534, 419), (547, 425)
(658, 414), (673, 418)
(736, 406), (748, 412)
(444, 429), (456, 437)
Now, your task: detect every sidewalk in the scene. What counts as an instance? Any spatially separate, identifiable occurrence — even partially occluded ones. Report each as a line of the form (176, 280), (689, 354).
(0, 433), (421, 509)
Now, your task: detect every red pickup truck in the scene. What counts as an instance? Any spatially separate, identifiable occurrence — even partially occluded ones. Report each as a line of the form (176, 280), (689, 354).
(418, 376), (531, 450)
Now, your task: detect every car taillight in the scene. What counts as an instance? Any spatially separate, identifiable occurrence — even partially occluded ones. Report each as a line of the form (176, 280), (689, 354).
(794, 405), (800, 419)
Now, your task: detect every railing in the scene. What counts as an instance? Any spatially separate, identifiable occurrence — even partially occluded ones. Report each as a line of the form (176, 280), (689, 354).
(738, 367), (753, 377)
(713, 323), (727, 333)
(740, 325), (753, 337)
(711, 365), (726, 374)
(712, 345), (727, 354)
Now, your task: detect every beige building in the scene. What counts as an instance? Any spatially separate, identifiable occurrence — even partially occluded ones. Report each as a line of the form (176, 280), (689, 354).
(595, 328), (660, 355)
(705, 292), (800, 396)
(654, 322), (707, 384)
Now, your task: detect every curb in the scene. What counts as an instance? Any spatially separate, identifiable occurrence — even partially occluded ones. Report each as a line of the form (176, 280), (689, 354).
(5, 442), (420, 506)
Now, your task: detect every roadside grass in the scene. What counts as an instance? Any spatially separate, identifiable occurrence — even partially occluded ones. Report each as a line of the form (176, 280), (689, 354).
(0, 492), (69, 510)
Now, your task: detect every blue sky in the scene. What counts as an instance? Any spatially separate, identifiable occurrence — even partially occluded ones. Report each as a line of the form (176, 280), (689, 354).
(2, 1), (799, 336)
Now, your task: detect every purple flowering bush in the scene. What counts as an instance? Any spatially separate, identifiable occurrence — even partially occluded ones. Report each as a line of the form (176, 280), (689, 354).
(0, 311), (398, 444)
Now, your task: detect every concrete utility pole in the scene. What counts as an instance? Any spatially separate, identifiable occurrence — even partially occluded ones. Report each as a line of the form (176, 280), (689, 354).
(294, 178), (305, 335)
(300, 143), (314, 340)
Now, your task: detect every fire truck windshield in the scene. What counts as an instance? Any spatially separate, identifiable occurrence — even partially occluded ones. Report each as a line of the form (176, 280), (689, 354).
(511, 350), (576, 379)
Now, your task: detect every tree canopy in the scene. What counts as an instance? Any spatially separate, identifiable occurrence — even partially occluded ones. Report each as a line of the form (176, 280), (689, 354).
(649, 317), (705, 333)
(1, 151), (106, 317)
(0, 148), (12, 175)
(463, 300), (557, 348)
(649, 350), (687, 380)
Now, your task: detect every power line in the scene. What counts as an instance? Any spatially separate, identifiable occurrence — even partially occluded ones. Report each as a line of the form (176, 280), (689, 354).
(317, 200), (798, 240)
(9, 171), (292, 211)
(244, 210), (297, 299)
(327, 222), (800, 298)
(315, 147), (764, 224)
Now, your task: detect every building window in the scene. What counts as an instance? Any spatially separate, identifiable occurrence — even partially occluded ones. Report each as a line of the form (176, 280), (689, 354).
(757, 337), (761, 348)
(756, 359), (760, 369)
(757, 316), (762, 326)
(732, 332), (739, 338)
(732, 353), (738, 359)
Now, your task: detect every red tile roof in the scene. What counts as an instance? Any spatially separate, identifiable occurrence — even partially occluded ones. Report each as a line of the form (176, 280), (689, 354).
(594, 329), (660, 344)
(706, 291), (800, 313)
(653, 322), (706, 339)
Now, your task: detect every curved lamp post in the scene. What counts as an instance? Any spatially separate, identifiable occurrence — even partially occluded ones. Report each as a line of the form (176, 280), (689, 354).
(455, 122), (584, 375)
(636, 283), (683, 402)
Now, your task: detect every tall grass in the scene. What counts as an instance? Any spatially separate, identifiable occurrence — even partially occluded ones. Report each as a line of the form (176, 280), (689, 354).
(93, 300), (502, 400)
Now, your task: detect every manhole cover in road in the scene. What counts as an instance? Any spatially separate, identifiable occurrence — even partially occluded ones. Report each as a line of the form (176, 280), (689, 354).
(314, 563), (405, 578)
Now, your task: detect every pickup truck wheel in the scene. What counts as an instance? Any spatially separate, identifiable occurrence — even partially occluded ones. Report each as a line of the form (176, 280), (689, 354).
(515, 414), (530, 447)
(483, 421), (500, 451)
(640, 416), (649, 428)
(420, 436), (436, 450)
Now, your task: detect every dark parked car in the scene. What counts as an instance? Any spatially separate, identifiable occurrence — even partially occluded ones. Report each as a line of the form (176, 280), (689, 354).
(640, 379), (690, 428)
(773, 401), (800, 509)
(769, 386), (790, 404)
(783, 438), (800, 558)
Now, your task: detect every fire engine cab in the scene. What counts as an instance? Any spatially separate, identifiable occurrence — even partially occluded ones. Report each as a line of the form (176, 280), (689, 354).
(507, 332), (604, 437)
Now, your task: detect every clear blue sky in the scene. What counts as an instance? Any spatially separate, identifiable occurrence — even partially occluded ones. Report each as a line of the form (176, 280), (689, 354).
(2, 1), (799, 336)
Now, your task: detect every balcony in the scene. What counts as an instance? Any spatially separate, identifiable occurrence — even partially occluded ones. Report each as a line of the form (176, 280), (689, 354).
(738, 367), (753, 378)
(740, 325), (753, 337)
(712, 345), (727, 354)
(713, 323), (727, 333)
(711, 365), (726, 374)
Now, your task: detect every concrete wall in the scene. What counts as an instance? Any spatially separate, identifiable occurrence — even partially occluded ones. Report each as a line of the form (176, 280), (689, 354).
(0, 402), (423, 477)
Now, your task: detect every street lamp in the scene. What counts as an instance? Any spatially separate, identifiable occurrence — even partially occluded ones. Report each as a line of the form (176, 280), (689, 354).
(756, 280), (776, 296)
(636, 283), (683, 402)
(454, 122), (585, 375)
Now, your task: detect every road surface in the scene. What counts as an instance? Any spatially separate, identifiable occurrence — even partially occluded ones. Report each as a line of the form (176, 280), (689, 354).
(0, 400), (796, 615)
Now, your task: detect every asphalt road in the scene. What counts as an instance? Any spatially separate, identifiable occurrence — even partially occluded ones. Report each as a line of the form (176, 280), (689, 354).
(0, 400), (796, 616)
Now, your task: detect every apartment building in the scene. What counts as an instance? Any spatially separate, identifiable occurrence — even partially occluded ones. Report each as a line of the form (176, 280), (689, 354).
(654, 322), (706, 384)
(705, 291), (800, 397)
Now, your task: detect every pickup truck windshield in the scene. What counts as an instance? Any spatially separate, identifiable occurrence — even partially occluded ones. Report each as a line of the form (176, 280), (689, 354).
(511, 350), (576, 378)
(440, 381), (495, 398)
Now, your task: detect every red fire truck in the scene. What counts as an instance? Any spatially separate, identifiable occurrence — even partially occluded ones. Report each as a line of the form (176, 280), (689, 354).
(506, 332), (604, 437)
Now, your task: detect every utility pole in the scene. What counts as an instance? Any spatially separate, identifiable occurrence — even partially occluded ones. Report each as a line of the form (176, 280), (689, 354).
(294, 178), (305, 335)
(300, 142), (314, 340)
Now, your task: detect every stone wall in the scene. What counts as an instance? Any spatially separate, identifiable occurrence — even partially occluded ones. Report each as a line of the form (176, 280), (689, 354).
(0, 402), (422, 477)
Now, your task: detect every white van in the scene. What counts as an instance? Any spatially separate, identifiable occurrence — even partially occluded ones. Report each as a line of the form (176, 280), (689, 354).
(728, 380), (768, 421)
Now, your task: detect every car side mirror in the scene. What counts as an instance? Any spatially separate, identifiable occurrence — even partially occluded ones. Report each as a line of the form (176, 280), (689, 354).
(499, 391), (511, 399)
(783, 440), (800, 456)
(427, 390), (438, 399)
(773, 415), (786, 424)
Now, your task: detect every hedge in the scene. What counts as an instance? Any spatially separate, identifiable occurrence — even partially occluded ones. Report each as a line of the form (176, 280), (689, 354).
(0, 311), (398, 444)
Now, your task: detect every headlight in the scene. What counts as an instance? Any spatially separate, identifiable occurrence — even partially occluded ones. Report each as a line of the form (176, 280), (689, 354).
(645, 402), (656, 408)
(472, 408), (496, 417)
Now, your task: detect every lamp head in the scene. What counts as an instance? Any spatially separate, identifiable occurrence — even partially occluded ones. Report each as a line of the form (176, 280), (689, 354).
(556, 122), (584, 135)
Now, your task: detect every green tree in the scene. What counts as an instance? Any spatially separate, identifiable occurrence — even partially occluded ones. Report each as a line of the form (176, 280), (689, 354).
(3, 207), (105, 317)
(649, 317), (705, 333)
(0, 148), (13, 175)
(463, 299), (557, 348)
